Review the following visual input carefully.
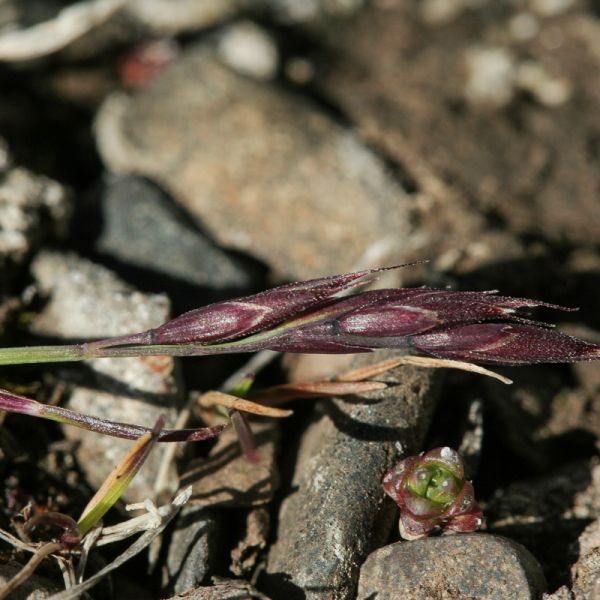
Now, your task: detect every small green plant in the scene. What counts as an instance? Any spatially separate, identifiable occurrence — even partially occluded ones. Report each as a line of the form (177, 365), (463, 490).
(383, 447), (483, 540)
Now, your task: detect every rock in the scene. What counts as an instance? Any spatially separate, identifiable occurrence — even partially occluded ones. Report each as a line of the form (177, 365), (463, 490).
(488, 458), (600, 523)
(125, 0), (241, 35)
(0, 295), (20, 336)
(486, 458), (600, 590)
(231, 507), (270, 577)
(263, 350), (441, 600)
(419, 0), (468, 25)
(357, 534), (547, 600)
(0, 165), (71, 278)
(464, 47), (516, 108)
(0, 560), (61, 599)
(163, 505), (223, 595)
(181, 420), (279, 508)
(263, 0), (366, 23)
(216, 21), (278, 81)
(95, 174), (255, 290)
(543, 587), (573, 600)
(30, 251), (180, 501)
(569, 519), (600, 599)
(30, 250), (170, 342)
(165, 577), (270, 599)
(530, 0), (575, 17)
(516, 61), (571, 107)
(129, 0), (367, 32)
(95, 45), (413, 280)
(481, 366), (574, 473)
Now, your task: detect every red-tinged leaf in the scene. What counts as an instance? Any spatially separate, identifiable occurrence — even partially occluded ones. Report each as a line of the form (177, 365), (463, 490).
(420, 446), (464, 480)
(230, 409), (260, 463)
(442, 481), (478, 519)
(24, 512), (81, 549)
(0, 389), (43, 416)
(398, 510), (437, 540)
(382, 456), (420, 505)
(445, 510), (485, 533)
(0, 389), (225, 442)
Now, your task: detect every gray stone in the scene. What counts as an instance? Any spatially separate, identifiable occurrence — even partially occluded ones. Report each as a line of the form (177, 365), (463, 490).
(546, 519), (600, 599)
(543, 587), (573, 600)
(30, 251), (180, 502)
(487, 458), (600, 524)
(0, 166), (71, 274)
(95, 46), (413, 281)
(357, 534), (547, 600)
(0, 560), (61, 599)
(231, 507), (270, 577)
(485, 458), (600, 594)
(95, 174), (254, 289)
(181, 420), (279, 508)
(164, 505), (223, 595)
(165, 577), (270, 599)
(264, 350), (441, 600)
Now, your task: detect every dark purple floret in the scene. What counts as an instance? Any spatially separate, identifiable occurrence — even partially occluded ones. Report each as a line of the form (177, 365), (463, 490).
(411, 323), (600, 365)
(337, 289), (571, 337)
(102, 267), (395, 349)
(78, 264), (600, 368)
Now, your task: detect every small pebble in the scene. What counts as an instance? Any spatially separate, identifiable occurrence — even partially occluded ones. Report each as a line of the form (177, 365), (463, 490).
(516, 61), (571, 107)
(530, 0), (574, 17)
(509, 13), (540, 41)
(217, 21), (278, 81)
(358, 534), (547, 600)
(163, 506), (223, 595)
(464, 47), (516, 108)
(420, 0), (466, 25)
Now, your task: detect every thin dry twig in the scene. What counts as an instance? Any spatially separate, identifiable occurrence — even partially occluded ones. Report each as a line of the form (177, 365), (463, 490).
(254, 380), (388, 405)
(153, 405), (192, 498)
(48, 487), (192, 600)
(0, 541), (63, 600)
(0, 0), (127, 61)
(0, 528), (36, 553)
(336, 355), (513, 385)
(55, 556), (76, 591)
(75, 525), (102, 583)
(95, 497), (170, 546)
(198, 391), (293, 418)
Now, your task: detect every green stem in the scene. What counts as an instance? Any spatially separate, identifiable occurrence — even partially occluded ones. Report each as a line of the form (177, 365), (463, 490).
(0, 344), (88, 365)
(0, 327), (282, 366)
